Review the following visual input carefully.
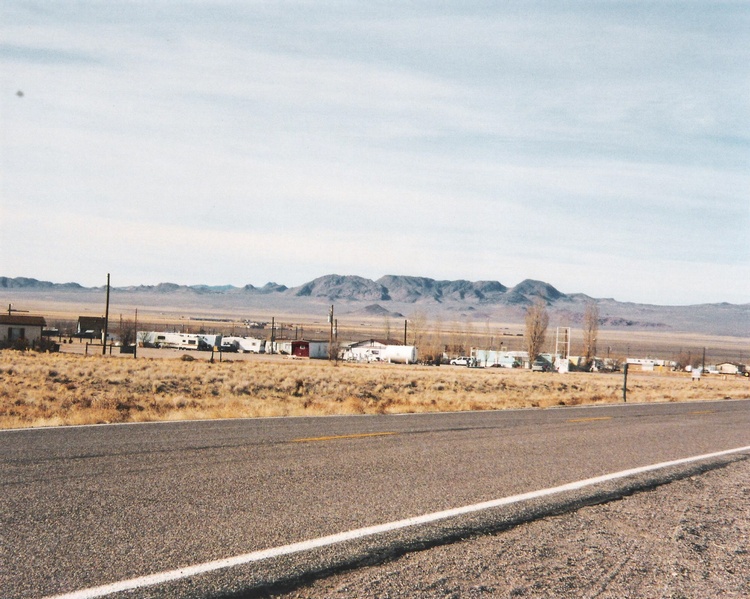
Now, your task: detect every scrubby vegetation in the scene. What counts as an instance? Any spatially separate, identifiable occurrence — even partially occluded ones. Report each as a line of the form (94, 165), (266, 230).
(1, 351), (748, 429)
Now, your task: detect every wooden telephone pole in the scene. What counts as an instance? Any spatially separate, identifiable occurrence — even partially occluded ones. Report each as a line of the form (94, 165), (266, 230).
(328, 305), (334, 360)
(102, 273), (110, 355)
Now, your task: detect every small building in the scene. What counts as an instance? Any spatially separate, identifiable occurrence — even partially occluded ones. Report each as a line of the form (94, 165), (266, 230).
(77, 316), (107, 340)
(0, 314), (47, 346)
(291, 340), (329, 359)
(716, 362), (745, 375)
(341, 339), (388, 362)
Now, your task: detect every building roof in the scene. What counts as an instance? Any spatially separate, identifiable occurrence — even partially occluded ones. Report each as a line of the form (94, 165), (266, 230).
(0, 314), (46, 326)
(346, 339), (389, 349)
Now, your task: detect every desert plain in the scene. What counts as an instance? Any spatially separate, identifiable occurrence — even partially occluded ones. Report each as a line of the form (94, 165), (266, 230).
(2, 285), (749, 429)
(2, 348), (749, 430)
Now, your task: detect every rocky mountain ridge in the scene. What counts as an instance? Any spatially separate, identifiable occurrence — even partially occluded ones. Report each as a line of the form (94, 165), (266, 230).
(2, 275), (748, 336)
(1, 274), (582, 307)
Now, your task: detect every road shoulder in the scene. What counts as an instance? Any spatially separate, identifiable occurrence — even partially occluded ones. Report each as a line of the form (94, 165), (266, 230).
(278, 457), (750, 598)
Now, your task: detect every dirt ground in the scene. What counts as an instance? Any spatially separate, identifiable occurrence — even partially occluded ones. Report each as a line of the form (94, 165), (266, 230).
(278, 458), (750, 598)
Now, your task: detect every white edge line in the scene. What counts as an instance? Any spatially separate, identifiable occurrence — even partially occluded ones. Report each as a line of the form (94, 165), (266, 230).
(44, 444), (750, 599)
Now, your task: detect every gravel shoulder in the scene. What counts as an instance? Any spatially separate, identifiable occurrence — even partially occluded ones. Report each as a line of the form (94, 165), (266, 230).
(277, 458), (750, 598)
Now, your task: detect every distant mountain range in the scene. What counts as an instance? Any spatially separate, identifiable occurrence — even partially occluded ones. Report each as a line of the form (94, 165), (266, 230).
(1, 274), (578, 305)
(2, 275), (748, 336)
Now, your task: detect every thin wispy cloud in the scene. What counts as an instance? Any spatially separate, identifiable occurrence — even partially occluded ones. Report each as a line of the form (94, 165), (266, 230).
(1, 1), (748, 305)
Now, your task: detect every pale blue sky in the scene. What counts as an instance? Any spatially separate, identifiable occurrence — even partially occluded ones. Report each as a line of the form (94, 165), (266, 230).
(1, 1), (748, 305)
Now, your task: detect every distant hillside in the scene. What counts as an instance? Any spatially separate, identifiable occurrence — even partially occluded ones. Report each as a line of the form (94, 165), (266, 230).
(0, 276), (83, 290)
(375, 275), (510, 303)
(289, 275), (390, 302)
(1, 274), (567, 306)
(2, 275), (748, 336)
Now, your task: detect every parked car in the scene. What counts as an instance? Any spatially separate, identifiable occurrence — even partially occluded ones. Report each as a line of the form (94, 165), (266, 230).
(450, 356), (470, 366)
(531, 358), (553, 372)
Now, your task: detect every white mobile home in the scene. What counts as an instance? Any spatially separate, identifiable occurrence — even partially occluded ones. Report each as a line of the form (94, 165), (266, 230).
(716, 362), (744, 375)
(139, 331), (221, 351)
(221, 336), (265, 353)
(341, 340), (388, 362)
(471, 349), (519, 368)
(266, 340), (293, 355)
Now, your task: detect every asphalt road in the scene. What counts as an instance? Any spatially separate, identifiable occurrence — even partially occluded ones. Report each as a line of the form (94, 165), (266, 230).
(2, 400), (749, 598)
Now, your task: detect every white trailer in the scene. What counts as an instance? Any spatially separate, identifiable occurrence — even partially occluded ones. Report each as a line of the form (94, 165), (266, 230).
(138, 331), (221, 351)
(472, 349), (519, 368)
(222, 336), (265, 353)
(148, 332), (200, 350)
(199, 334), (222, 351)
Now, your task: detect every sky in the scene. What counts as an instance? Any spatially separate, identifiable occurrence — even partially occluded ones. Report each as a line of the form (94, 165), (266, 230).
(1, 1), (748, 306)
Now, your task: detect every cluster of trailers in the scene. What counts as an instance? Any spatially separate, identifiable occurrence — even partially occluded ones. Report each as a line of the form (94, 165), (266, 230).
(139, 332), (266, 353)
(138, 332), (418, 363)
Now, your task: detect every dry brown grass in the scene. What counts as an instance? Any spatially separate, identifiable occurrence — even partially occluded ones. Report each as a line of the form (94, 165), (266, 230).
(1, 350), (749, 429)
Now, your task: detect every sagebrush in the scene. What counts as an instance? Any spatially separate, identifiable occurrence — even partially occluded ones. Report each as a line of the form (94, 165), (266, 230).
(1, 351), (748, 429)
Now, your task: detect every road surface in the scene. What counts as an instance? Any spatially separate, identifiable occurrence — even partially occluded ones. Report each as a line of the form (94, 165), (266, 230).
(2, 399), (749, 598)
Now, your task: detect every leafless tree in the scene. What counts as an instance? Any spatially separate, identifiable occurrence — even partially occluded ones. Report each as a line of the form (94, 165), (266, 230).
(117, 319), (135, 346)
(383, 313), (392, 342)
(462, 316), (474, 355)
(582, 302), (600, 368)
(410, 310), (427, 349)
(449, 320), (461, 355)
(425, 313), (445, 364)
(525, 299), (549, 365)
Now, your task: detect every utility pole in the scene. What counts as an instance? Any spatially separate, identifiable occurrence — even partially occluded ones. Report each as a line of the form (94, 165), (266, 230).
(102, 273), (110, 356)
(404, 319), (408, 346)
(7, 304), (29, 315)
(270, 317), (275, 354)
(134, 308), (138, 359)
(328, 305), (334, 360)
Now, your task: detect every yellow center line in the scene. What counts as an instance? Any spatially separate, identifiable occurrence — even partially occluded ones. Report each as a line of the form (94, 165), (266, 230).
(293, 432), (397, 443)
(567, 416), (613, 423)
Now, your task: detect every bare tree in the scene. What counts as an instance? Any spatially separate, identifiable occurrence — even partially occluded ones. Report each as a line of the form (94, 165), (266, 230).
(582, 301), (599, 369)
(461, 316), (474, 355)
(383, 313), (392, 342)
(410, 310), (427, 350)
(449, 320), (461, 355)
(119, 318), (136, 346)
(423, 313), (445, 364)
(525, 299), (549, 365)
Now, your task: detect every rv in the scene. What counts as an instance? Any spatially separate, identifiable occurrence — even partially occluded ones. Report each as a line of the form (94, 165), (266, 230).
(221, 336), (265, 353)
(138, 331), (222, 351)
